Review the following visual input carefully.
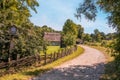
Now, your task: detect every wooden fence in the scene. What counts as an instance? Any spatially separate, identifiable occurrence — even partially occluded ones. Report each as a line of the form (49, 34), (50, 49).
(0, 46), (77, 76)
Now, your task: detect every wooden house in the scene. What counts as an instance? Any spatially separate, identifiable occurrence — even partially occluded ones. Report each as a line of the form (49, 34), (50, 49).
(44, 32), (61, 46)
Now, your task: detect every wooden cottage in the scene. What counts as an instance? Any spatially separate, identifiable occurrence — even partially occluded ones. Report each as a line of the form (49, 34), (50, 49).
(44, 32), (61, 46)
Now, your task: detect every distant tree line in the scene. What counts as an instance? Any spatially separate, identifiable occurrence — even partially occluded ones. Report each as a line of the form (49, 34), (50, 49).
(61, 19), (115, 48)
(83, 29), (116, 42)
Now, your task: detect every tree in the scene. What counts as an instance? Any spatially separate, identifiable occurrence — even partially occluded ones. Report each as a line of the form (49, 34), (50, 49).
(90, 33), (95, 42)
(0, 0), (40, 61)
(62, 19), (78, 47)
(75, 0), (120, 79)
(77, 24), (84, 39)
(83, 33), (92, 42)
(63, 19), (78, 36)
(100, 32), (106, 40)
(62, 34), (76, 47)
(75, 0), (120, 47)
(41, 25), (55, 36)
(94, 29), (102, 42)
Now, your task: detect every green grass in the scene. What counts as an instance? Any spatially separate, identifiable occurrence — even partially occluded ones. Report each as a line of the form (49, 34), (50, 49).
(0, 46), (84, 80)
(40, 46), (60, 55)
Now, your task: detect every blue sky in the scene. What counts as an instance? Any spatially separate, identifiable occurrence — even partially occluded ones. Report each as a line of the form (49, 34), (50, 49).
(30, 0), (115, 34)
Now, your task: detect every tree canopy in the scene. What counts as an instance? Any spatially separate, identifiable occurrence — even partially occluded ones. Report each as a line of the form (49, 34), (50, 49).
(76, 0), (120, 79)
(62, 19), (78, 47)
(0, 0), (41, 61)
(76, 0), (120, 53)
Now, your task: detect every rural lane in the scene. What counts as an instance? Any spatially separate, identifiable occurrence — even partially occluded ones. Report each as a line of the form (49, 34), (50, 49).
(32, 45), (106, 80)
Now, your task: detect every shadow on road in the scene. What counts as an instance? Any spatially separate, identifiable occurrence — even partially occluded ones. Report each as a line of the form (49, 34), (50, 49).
(100, 60), (120, 80)
(30, 62), (105, 80)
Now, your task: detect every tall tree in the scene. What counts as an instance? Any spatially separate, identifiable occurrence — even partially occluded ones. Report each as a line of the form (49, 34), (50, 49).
(0, 0), (40, 61)
(63, 19), (78, 36)
(94, 29), (102, 42)
(83, 33), (92, 42)
(62, 19), (78, 47)
(77, 24), (84, 39)
(75, 0), (120, 79)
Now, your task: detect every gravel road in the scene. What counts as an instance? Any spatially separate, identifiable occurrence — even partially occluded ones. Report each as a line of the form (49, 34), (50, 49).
(32, 45), (106, 80)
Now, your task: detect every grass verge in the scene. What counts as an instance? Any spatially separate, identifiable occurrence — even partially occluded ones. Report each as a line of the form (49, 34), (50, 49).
(0, 46), (84, 80)
(40, 46), (60, 55)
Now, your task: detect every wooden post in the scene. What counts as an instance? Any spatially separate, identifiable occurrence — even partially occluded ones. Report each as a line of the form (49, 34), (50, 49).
(58, 50), (60, 58)
(53, 52), (56, 61)
(39, 55), (41, 64)
(60, 50), (62, 58)
(57, 52), (59, 59)
(50, 53), (53, 62)
(65, 48), (67, 56)
(17, 54), (20, 60)
(63, 49), (65, 57)
(7, 57), (11, 70)
(35, 54), (39, 66)
(61, 50), (63, 57)
(44, 52), (47, 65)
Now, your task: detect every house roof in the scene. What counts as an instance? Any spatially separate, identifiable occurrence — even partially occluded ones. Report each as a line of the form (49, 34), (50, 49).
(44, 32), (61, 42)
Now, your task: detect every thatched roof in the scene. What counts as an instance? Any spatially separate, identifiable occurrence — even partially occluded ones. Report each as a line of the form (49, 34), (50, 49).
(44, 32), (61, 42)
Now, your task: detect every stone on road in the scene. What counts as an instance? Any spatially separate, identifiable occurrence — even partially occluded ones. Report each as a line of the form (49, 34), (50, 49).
(32, 45), (106, 80)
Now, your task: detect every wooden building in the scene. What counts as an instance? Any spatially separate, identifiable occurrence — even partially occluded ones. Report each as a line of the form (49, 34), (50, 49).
(44, 32), (61, 46)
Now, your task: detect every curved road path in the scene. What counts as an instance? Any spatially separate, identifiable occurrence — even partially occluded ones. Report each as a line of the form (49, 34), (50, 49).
(32, 45), (106, 80)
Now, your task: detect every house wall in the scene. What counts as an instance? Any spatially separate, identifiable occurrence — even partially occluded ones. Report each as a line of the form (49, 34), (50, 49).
(50, 41), (61, 46)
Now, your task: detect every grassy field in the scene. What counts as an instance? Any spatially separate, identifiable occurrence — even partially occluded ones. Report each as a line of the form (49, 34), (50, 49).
(40, 46), (60, 55)
(0, 46), (84, 80)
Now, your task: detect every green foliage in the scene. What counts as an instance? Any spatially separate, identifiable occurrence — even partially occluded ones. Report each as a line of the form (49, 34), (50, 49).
(76, 0), (120, 79)
(63, 19), (78, 36)
(94, 29), (102, 42)
(0, 0), (42, 61)
(41, 25), (55, 37)
(62, 19), (78, 47)
(62, 34), (76, 47)
(77, 24), (84, 39)
(83, 33), (92, 42)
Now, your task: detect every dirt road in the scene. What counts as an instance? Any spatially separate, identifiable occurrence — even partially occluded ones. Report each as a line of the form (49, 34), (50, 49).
(32, 45), (106, 80)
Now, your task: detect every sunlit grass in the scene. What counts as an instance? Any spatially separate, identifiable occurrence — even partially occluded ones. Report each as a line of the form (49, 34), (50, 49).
(40, 46), (60, 55)
(0, 46), (84, 80)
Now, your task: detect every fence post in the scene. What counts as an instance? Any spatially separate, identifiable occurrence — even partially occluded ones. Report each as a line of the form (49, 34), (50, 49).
(53, 52), (56, 61)
(65, 47), (67, 56)
(57, 52), (59, 59)
(60, 50), (62, 58)
(38, 55), (40, 65)
(16, 54), (20, 67)
(17, 54), (20, 60)
(50, 53), (53, 62)
(44, 52), (47, 65)
(7, 57), (11, 70)
(58, 50), (60, 58)
(63, 49), (65, 57)
(35, 54), (39, 66)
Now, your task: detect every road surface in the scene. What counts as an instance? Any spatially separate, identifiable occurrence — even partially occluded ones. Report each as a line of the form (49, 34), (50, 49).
(32, 45), (106, 80)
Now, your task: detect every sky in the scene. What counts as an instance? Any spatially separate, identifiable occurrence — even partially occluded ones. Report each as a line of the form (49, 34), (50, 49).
(30, 0), (115, 34)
